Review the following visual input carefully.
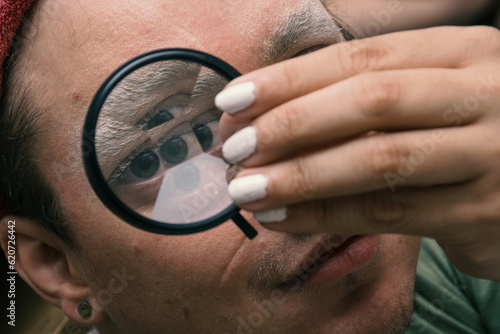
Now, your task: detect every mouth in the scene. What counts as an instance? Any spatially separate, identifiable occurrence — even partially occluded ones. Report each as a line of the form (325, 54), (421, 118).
(281, 235), (380, 287)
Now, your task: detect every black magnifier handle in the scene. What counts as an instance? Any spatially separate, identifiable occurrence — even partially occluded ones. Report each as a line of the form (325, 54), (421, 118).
(232, 213), (258, 239)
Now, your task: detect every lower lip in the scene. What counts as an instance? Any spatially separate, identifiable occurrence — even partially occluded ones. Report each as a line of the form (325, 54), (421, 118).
(296, 235), (380, 286)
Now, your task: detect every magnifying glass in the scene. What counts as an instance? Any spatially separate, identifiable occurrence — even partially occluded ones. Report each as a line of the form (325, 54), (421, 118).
(82, 49), (258, 239)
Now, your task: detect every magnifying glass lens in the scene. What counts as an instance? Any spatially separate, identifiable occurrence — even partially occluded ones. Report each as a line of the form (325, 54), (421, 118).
(95, 60), (231, 223)
(85, 50), (257, 238)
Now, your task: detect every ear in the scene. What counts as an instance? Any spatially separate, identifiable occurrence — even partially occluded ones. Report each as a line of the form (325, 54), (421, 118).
(0, 215), (107, 326)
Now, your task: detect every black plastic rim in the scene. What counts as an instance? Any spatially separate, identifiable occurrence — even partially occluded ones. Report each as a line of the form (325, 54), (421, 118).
(82, 49), (241, 235)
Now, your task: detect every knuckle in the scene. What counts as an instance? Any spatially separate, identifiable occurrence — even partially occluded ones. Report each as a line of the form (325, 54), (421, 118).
(361, 191), (405, 231)
(482, 25), (500, 40)
(461, 26), (500, 57)
(363, 137), (407, 178)
(467, 26), (500, 44)
(288, 158), (317, 201)
(339, 39), (391, 74)
(353, 73), (402, 118)
(277, 61), (305, 95)
(462, 181), (500, 226)
(267, 102), (306, 144)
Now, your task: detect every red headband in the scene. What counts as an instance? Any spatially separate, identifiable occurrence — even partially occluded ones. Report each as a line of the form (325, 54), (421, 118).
(1, 0), (34, 94)
(0, 0), (36, 217)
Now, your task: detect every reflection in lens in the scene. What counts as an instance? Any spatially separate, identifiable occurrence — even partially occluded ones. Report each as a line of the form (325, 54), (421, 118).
(152, 153), (231, 224)
(147, 110), (174, 129)
(172, 162), (201, 192)
(160, 136), (188, 164)
(94, 57), (238, 227)
(130, 151), (160, 178)
(193, 124), (213, 151)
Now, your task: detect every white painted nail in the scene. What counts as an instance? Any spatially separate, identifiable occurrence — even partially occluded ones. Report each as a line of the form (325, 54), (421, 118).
(254, 207), (288, 223)
(228, 174), (268, 205)
(215, 82), (256, 114)
(223, 126), (257, 164)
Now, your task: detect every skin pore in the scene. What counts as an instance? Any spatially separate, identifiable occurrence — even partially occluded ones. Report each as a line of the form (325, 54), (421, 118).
(2, 0), (421, 333)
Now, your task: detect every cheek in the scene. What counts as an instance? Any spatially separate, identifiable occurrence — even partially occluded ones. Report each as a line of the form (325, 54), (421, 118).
(379, 235), (421, 274)
(82, 220), (244, 280)
(80, 218), (253, 332)
(372, 235), (421, 298)
(387, 235), (421, 259)
(78, 211), (249, 293)
(35, 75), (257, 312)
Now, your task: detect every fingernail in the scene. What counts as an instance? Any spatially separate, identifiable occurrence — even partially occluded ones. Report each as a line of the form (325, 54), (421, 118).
(223, 126), (257, 164)
(254, 207), (287, 223)
(215, 82), (256, 114)
(228, 174), (268, 205)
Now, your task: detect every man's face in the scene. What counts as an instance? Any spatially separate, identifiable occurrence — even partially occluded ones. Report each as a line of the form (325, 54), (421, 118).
(26, 0), (421, 333)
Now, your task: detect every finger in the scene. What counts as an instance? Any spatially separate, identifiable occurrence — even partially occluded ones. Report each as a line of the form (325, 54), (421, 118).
(256, 181), (500, 281)
(229, 126), (486, 210)
(235, 68), (483, 166)
(215, 26), (500, 118)
(254, 182), (483, 240)
(219, 113), (250, 142)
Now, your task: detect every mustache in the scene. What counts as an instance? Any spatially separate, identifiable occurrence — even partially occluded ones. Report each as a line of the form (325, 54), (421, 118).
(247, 232), (320, 293)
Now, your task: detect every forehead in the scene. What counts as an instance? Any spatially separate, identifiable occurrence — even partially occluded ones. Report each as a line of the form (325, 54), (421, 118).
(23, 0), (337, 130)
(27, 0), (338, 134)
(33, 0), (307, 75)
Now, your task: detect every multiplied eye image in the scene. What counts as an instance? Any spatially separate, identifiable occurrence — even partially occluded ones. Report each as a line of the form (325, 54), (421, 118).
(94, 60), (233, 224)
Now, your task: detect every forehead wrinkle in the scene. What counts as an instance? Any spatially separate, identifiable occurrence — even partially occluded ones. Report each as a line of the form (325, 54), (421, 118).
(264, 2), (344, 65)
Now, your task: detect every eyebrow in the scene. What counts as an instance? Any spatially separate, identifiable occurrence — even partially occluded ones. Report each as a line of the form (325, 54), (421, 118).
(263, 2), (345, 65)
(99, 60), (201, 122)
(191, 70), (228, 101)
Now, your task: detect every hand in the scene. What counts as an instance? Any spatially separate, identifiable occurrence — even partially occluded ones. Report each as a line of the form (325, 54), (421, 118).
(332, 0), (496, 37)
(217, 26), (500, 281)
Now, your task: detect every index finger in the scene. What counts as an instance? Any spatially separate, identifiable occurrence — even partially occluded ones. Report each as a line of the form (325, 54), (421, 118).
(215, 26), (500, 118)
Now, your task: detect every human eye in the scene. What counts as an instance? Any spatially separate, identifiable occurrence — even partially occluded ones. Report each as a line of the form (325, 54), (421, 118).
(157, 127), (203, 166)
(112, 125), (203, 184)
(193, 121), (220, 152)
(136, 94), (190, 130)
(190, 108), (223, 154)
(104, 79), (225, 213)
(127, 150), (161, 180)
(108, 117), (220, 209)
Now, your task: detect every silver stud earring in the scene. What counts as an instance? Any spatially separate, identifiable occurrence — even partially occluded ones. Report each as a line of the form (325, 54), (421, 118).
(78, 301), (91, 317)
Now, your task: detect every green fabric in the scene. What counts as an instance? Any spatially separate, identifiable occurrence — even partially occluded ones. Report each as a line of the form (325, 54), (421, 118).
(405, 238), (500, 334)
